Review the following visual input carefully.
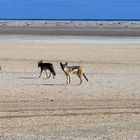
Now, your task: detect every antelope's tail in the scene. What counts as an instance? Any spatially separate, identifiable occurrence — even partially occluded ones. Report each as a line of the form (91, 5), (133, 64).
(83, 73), (88, 81)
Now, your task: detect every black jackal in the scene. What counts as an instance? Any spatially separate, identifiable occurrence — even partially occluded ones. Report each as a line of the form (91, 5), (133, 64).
(38, 60), (56, 78)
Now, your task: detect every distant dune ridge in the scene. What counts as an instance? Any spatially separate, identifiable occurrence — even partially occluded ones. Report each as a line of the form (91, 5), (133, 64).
(1, 20), (140, 36)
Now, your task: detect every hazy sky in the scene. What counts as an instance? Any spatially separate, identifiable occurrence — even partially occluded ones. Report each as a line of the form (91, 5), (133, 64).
(0, 0), (140, 19)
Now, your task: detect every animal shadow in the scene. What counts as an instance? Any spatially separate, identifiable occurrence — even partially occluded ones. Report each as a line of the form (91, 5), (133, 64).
(18, 76), (39, 79)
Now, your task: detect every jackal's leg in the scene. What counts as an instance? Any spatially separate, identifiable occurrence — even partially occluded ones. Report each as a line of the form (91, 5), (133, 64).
(45, 70), (51, 78)
(66, 76), (69, 84)
(39, 69), (43, 78)
(66, 76), (70, 84)
(68, 76), (71, 84)
(77, 75), (82, 85)
(79, 78), (82, 85)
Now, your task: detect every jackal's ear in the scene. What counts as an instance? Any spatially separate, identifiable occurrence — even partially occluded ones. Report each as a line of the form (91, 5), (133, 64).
(60, 62), (62, 67)
(60, 62), (64, 71)
(66, 62), (68, 65)
(40, 60), (43, 63)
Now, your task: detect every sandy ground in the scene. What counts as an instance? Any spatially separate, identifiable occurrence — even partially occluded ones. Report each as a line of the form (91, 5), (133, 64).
(0, 35), (140, 139)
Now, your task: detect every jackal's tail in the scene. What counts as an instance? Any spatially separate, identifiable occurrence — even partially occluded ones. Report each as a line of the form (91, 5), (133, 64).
(50, 65), (56, 76)
(83, 73), (88, 81)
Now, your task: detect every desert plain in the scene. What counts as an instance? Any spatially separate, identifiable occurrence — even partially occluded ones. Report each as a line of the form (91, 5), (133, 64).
(0, 21), (140, 140)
